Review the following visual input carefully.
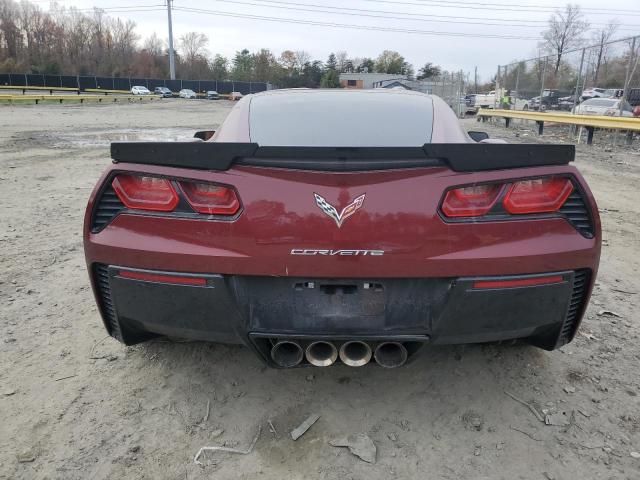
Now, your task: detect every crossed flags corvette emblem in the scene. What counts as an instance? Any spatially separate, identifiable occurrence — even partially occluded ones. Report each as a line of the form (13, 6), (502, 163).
(313, 193), (366, 228)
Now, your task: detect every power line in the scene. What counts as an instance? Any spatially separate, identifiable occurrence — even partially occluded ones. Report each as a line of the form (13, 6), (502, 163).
(173, 6), (541, 40)
(208, 0), (542, 29)
(360, 0), (640, 17)
(395, 0), (640, 14)
(207, 0), (640, 30)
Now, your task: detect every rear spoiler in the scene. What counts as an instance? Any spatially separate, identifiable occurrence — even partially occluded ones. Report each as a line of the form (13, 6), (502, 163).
(110, 142), (574, 172)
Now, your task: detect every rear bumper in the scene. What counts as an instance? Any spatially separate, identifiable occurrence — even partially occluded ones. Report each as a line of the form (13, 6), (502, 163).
(91, 264), (592, 365)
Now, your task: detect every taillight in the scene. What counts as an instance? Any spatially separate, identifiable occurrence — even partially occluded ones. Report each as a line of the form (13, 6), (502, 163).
(178, 181), (240, 215)
(503, 177), (573, 214)
(441, 184), (502, 217)
(112, 174), (179, 211)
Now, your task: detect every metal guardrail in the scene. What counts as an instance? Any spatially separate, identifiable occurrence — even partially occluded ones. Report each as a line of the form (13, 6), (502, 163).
(0, 95), (161, 104)
(478, 109), (640, 145)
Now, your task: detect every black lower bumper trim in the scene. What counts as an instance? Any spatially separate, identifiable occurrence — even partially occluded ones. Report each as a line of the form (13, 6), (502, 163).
(92, 265), (592, 359)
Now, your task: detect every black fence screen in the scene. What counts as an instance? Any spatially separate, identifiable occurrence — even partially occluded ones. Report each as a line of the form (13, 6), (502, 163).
(0, 73), (270, 94)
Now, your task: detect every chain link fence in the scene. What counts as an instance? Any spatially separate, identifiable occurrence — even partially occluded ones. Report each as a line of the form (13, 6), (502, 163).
(497, 35), (640, 115)
(0, 73), (272, 95)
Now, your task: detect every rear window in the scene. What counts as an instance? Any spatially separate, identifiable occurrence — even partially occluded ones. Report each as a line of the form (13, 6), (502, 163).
(583, 99), (617, 107)
(248, 92), (434, 146)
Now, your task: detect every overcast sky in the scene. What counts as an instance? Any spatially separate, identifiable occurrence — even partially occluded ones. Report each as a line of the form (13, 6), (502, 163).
(42, 0), (640, 80)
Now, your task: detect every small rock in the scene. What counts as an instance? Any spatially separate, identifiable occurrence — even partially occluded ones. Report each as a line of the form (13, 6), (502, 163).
(563, 386), (576, 394)
(2, 389), (16, 396)
(17, 451), (36, 463)
(329, 434), (376, 463)
(545, 412), (570, 426)
(387, 433), (398, 442)
(128, 445), (140, 454)
(597, 310), (621, 318)
(462, 411), (484, 431)
(543, 472), (556, 480)
(630, 451), (640, 459)
(474, 446), (481, 456)
(211, 428), (224, 438)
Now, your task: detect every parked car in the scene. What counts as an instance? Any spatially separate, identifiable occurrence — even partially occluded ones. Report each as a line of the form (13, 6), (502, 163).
(131, 86), (150, 95)
(84, 89), (600, 368)
(154, 87), (173, 98)
(530, 90), (566, 111)
(580, 87), (606, 101)
(206, 90), (220, 100)
(465, 90), (528, 113)
(557, 96), (576, 111)
(230, 91), (243, 101)
(179, 89), (197, 99)
(602, 88), (624, 99)
(575, 97), (634, 116)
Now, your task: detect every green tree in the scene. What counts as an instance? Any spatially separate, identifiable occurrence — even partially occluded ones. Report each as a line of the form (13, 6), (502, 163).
(417, 62), (441, 80)
(211, 54), (228, 79)
(231, 48), (254, 81)
(356, 58), (375, 73)
(320, 69), (340, 88)
(374, 50), (405, 74)
(326, 53), (337, 71)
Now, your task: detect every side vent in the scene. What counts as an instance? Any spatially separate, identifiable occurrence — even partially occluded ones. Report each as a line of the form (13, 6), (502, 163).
(91, 186), (124, 232)
(557, 269), (590, 346)
(559, 190), (594, 238)
(93, 264), (122, 340)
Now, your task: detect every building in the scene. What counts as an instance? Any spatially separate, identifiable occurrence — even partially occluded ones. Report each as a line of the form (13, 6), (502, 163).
(338, 73), (438, 95)
(339, 73), (407, 89)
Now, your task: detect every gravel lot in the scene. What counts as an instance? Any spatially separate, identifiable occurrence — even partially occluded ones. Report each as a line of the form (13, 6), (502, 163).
(1, 100), (639, 480)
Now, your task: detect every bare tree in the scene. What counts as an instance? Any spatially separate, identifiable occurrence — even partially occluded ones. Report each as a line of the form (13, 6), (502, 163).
(335, 50), (348, 73)
(590, 21), (619, 84)
(542, 4), (589, 74)
(143, 32), (164, 57)
(179, 31), (208, 63)
(294, 50), (311, 71)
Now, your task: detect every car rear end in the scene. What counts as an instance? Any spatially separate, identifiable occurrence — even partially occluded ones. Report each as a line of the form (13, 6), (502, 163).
(83, 90), (601, 368)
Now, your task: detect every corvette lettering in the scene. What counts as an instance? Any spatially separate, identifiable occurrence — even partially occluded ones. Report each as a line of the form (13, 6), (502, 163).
(290, 249), (384, 256)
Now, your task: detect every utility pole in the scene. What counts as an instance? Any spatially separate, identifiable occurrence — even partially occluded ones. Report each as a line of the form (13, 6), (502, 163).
(474, 66), (477, 94)
(621, 36), (637, 116)
(167, 0), (176, 80)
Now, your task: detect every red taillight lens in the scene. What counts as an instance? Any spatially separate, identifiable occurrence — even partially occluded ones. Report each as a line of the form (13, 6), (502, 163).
(112, 174), (179, 211)
(503, 177), (573, 214)
(441, 184), (502, 217)
(179, 181), (240, 215)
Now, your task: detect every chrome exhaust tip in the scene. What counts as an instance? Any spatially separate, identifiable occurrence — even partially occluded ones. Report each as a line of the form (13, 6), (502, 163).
(339, 341), (372, 367)
(374, 342), (408, 368)
(305, 341), (338, 367)
(271, 341), (304, 367)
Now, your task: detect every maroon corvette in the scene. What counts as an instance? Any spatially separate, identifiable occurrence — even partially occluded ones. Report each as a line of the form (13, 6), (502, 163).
(83, 89), (601, 368)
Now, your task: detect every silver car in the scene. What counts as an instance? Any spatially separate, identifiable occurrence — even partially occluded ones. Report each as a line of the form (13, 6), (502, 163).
(575, 98), (634, 117)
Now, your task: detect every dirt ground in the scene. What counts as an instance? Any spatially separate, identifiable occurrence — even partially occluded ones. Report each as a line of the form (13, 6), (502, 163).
(0, 101), (639, 480)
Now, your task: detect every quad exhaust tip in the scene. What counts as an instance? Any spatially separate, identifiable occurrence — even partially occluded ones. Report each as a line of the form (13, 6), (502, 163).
(339, 341), (372, 367)
(374, 342), (408, 368)
(271, 340), (304, 368)
(305, 341), (338, 367)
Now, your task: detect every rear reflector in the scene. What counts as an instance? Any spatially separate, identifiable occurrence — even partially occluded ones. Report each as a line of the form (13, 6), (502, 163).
(178, 181), (240, 215)
(503, 177), (573, 214)
(441, 184), (502, 217)
(112, 174), (179, 212)
(473, 275), (564, 289)
(118, 270), (207, 286)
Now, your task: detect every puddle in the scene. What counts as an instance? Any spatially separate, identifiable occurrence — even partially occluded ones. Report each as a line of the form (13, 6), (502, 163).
(44, 128), (198, 148)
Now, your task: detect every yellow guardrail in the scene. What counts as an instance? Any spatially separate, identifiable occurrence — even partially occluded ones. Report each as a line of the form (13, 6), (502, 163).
(477, 108), (640, 144)
(0, 85), (80, 93)
(0, 95), (161, 104)
(85, 88), (133, 95)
